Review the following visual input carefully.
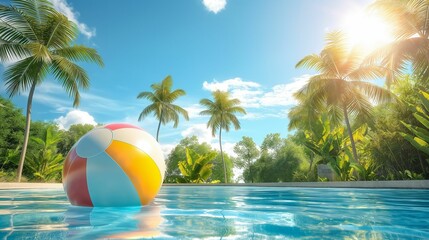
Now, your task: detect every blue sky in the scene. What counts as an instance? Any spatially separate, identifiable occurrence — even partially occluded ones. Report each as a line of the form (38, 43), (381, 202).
(0, 0), (374, 156)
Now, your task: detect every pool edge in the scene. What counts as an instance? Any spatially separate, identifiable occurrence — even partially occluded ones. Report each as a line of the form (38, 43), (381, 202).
(0, 183), (63, 189)
(1, 180), (428, 189)
(164, 180), (429, 189)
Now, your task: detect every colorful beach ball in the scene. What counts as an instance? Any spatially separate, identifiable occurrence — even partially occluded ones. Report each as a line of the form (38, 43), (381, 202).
(62, 123), (165, 207)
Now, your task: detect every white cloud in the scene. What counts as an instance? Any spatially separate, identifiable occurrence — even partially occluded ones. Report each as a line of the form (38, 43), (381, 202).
(181, 124), (214, 143)
(239, 112), (264, 120)
(260, 75), (310, 107)
(202, 75), (311, 113)
(160, 143), (176, 158)
(50, 0), (96, 38)
(55, 109), (97, 130)
(203, 78), (260, 92)
(180, 124), (237, 157)
(184, 104), (205, 119)
(211, 141), (236, 158)
(80, 92), (127, 111)
(27, 81), (133, 114)
(202, 0), (227, 14)
(203, 78), (262, 108)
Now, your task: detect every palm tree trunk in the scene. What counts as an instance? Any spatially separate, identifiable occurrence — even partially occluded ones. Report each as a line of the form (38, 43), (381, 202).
(249, 164), (253, 183)
(219, 127), (227, 183)
(417, 151), (427, 175)
(156, 111), (163, 142)
(17, 82), (36, 182)
(343, 106), (359, 163)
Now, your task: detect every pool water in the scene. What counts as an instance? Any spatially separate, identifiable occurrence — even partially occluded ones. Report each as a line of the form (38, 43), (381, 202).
(0, 186), (428, 239)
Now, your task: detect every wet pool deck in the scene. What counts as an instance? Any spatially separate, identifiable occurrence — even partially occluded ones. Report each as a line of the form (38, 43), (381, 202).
(0, 180), (428, 189)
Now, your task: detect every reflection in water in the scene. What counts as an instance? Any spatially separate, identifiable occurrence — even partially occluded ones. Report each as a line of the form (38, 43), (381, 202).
(0, 187), (428, 239)
(106, 204), (165, 239)
(64, 204), (165, 239)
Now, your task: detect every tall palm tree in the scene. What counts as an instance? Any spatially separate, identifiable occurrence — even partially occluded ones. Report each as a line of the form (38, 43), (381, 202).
(137, 75), (189, 141)
(295, 31), (393, 163)
(200, 90), (246, 183)
(0, 0), (103, 182)
(368, 0), (429, 87)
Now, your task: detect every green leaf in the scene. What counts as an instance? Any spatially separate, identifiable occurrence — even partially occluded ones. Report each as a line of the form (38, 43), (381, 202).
(414, 113), (429, 129)
(400, 132), (429, 155)
(418, 90), (429, 113)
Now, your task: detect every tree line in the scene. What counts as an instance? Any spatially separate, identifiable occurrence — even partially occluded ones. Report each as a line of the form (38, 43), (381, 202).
(1, 0), (429, 182)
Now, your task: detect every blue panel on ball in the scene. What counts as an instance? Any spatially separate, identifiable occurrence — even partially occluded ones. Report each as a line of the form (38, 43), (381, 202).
(76, 128), (113, 158)
(86, 152), (141, 207)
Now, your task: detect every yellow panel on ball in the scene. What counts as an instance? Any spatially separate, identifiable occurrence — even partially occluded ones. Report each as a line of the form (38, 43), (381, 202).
(105, 140), (163, 205)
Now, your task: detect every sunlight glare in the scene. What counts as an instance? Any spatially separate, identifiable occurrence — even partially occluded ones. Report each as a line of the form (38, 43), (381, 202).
(343, 11), (394, 55)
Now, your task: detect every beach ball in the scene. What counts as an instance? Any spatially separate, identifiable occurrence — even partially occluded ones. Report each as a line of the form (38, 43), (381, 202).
(62, 123), (165, 207)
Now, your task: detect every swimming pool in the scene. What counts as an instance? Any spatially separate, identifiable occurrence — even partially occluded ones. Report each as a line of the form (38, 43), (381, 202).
(0, 186), (428, 239)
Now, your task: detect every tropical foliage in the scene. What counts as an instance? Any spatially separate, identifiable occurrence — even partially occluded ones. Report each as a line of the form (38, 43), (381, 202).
(233, 137), (259, 183)
(164, 136), (233, 183)
(239, 133), (307, 183)
(401, 90), (429, 159)
(137, 75), (189, 141)
(0, 98), (95, 182)
(25, 126), (63, 181)
(0, 0), (103, 181)
(295, 31), (393, 163)
(176, 148), (217, 183)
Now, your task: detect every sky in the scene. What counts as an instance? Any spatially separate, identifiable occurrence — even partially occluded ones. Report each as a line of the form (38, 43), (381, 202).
(0, 0), (376, 157)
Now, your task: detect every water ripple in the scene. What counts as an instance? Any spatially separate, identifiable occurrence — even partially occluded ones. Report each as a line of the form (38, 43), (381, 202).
(0, 187), (428, 239)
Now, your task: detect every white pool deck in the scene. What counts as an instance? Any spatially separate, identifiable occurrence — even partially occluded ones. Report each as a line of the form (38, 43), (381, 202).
(0, 180), (428, 189)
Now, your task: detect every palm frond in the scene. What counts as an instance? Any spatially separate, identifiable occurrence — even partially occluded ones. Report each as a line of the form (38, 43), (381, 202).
(50, 55), (90, 106)
(345, 89), (372, 118)
(43, 12), (77, 49)
(138, 104), (158, 121)
(4, 56), (44, 96)
(167, 89), (186, 102)
(168, 104), (189, 120)
(199, 98), (214, 108)
(0, 42), (29, 61)
(53, 45), (103, 66)
(226, 113), (241, 130)
(350, 80), (396, 104)
(137, 91), (156, 101)
(345, 65), (385, 81)
(13, 0), (55, 25)
(0, 4), (38, 41)
(295, 54), (323, 70)
(327, 105), (343, 127)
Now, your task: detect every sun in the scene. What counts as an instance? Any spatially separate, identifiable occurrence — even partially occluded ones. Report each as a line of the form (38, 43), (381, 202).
(343, 11), (394, 55)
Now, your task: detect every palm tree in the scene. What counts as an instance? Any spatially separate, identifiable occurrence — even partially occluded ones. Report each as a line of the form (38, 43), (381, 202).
(295, 31), (393, 163)
(137, 75), (189, 141)
(0, 0), (103, 182)
(368, 0), (429, 87)
(200, 90), (246, 183)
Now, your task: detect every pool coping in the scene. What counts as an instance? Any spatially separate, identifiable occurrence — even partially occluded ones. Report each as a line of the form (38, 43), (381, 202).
(0, 180), (428, 189)
(165, 180), (429, 189)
